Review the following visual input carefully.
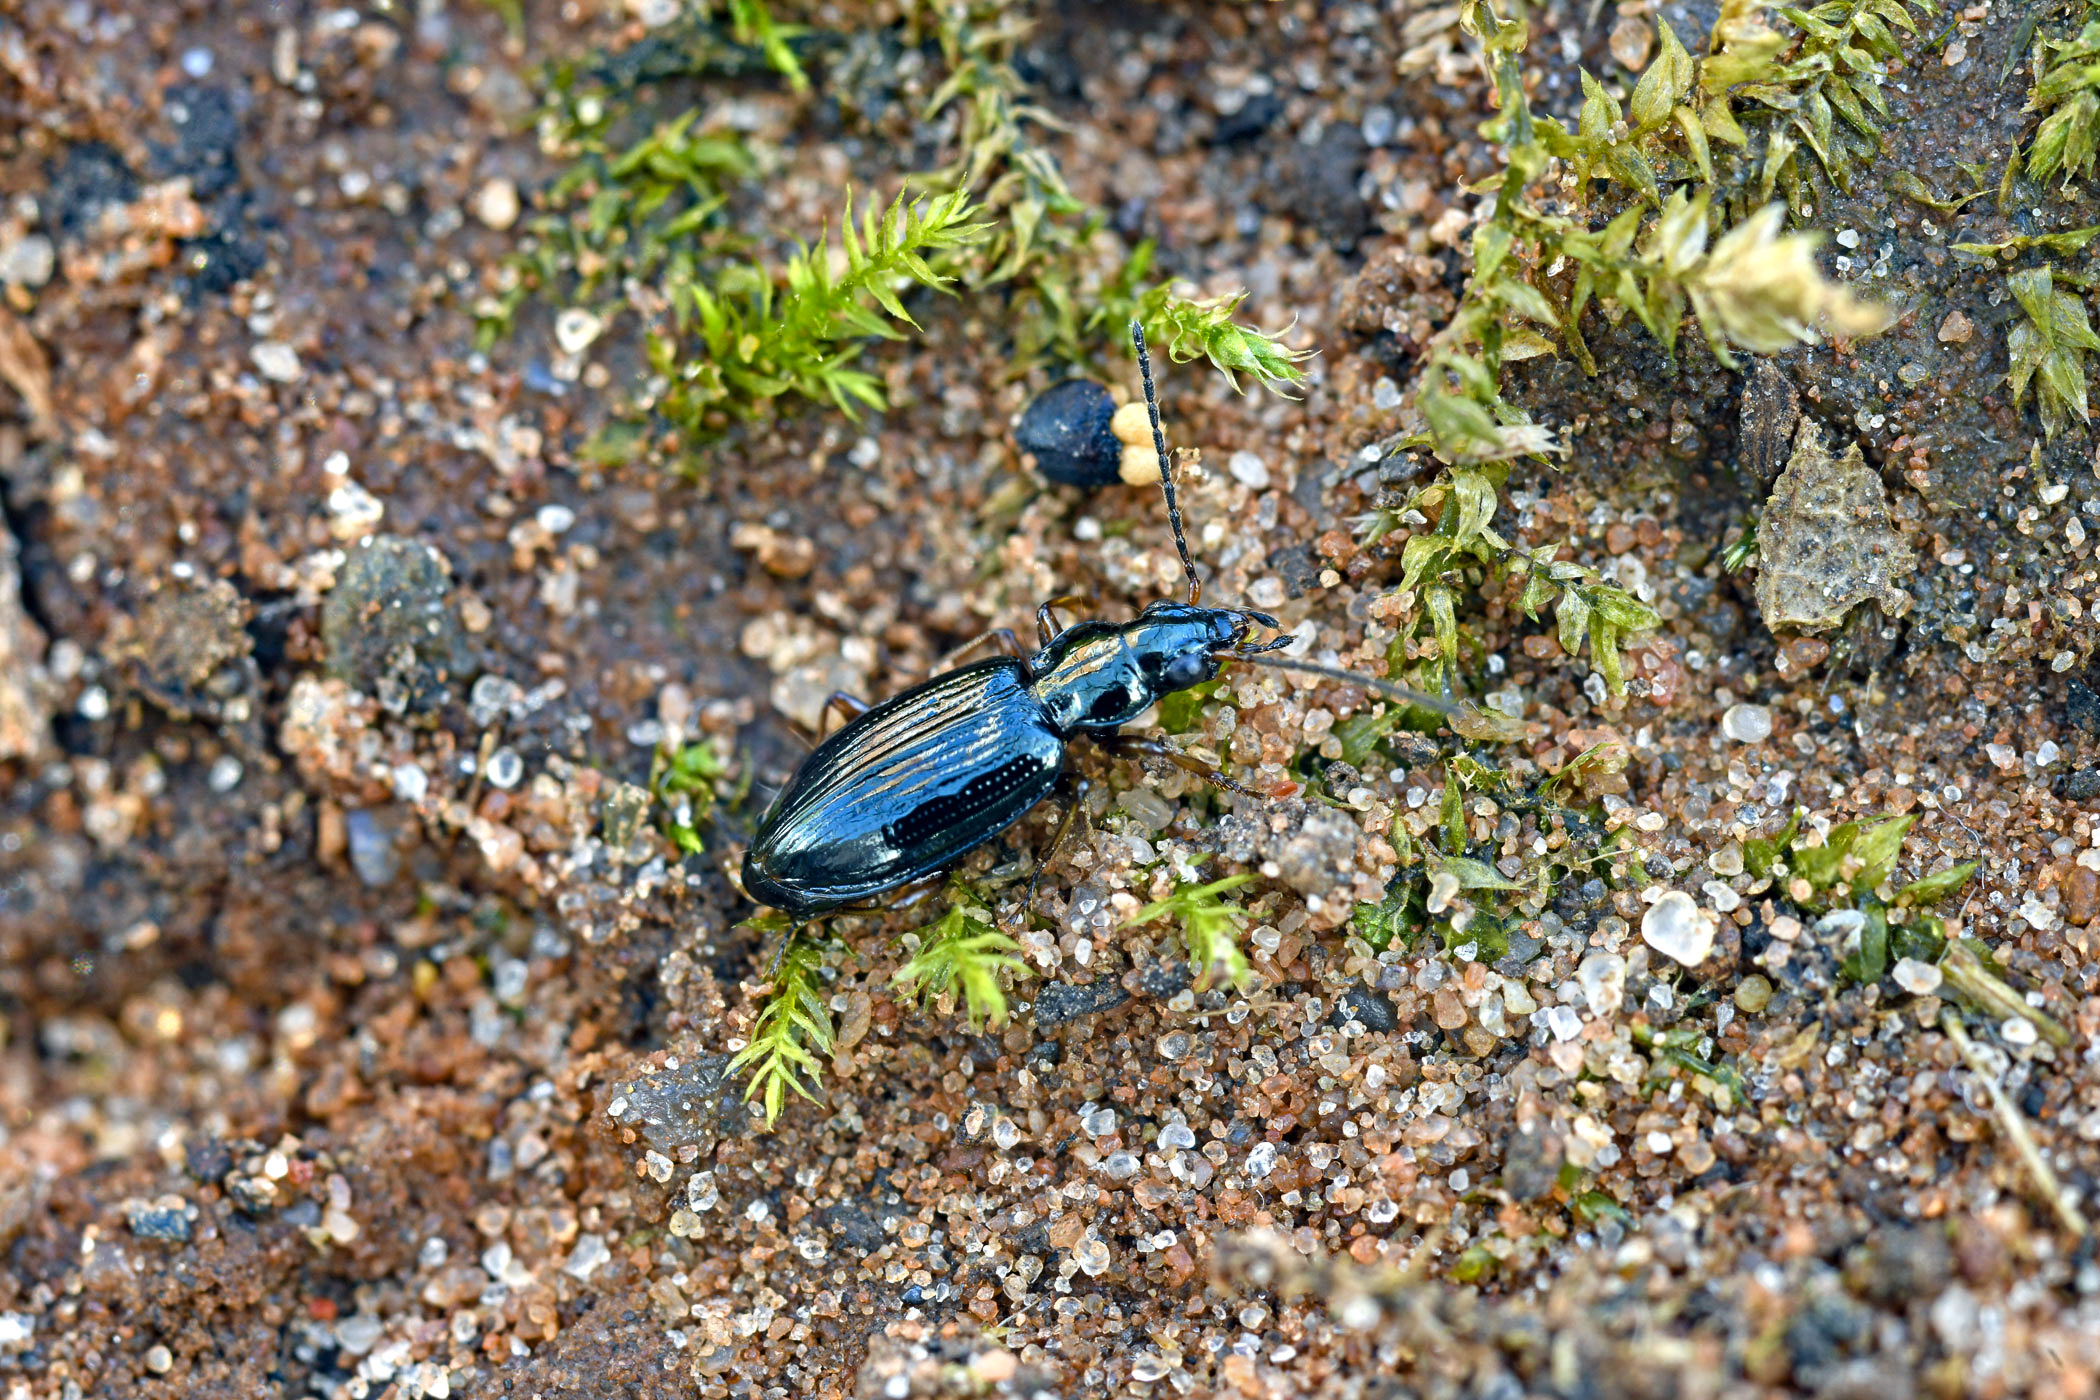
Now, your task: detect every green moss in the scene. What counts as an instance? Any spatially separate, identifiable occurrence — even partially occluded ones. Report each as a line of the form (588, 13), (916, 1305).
(2005, 264), (2100, 440)
(650, 734), (733, 855)
(1129, 874), (1259, 989)
(653, 185), (994, 427)
(1376, 1), (1917, 696)
(2023, 16), (2100, 189)
(729, 928), (835, 1126)
(892, 903), (1034, 1030)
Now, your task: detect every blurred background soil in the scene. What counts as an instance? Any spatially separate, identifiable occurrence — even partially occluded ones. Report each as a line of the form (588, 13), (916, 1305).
(2, 0), (2100, 1397)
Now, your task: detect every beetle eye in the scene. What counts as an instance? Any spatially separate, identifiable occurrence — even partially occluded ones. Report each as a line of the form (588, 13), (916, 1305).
(1163, 652), (1209, 689)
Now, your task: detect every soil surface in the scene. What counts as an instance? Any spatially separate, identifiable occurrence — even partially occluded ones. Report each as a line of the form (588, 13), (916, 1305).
(3, 1), (2100, 1398)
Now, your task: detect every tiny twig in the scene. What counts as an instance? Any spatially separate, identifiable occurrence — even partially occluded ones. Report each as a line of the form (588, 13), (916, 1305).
(1941, 1010), (2089, 1240)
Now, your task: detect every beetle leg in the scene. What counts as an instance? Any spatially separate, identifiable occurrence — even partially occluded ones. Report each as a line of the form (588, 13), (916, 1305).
(830, 870), (950, 917)
(1009, 773), (1089, 930)
(937, 627), (1028, 669)
(1104, 733), (1267, 800)
(817, 691), (873, 740)
(1036, 594), (1091, 646)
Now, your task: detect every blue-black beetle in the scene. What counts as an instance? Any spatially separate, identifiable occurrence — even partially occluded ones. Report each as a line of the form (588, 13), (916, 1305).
(742, 323), (1434, 921)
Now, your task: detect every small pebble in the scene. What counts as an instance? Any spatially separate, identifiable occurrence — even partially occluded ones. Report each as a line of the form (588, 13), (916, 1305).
(1892, 958), (1942, 996)
(1721, 703), (1772, 743)
(486, 747), (524, 789)
(0, 232), (55, 288)
(555, 308), (604, 356)
(252, 342), (302, 383)
(474, 177), (521, 231)
(145, 1344), (174, 1374)
(1734, 974), (1773, 1013)
(1937, 310), (1974, 345)
(1642, 890), (1715, 967)
(563, 1233), (610, 1280)
(2001, 1017), (2038, 1047)
(1228, 451), (1271, 490)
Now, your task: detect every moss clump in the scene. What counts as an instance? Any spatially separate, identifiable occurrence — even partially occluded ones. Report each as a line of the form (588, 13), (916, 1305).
(892, 902), (1034, 1030)
(1372, 1), (1914, 700)
(728, 929), (836, 1126)
(1130, 874), (1259, 990)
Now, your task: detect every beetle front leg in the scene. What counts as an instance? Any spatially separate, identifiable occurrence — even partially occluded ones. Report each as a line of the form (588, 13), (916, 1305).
(1103, 734), (1268, 800)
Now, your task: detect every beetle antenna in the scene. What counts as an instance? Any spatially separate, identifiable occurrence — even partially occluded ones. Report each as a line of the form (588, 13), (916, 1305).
(1232, 654), (1462, 716)
(1133, 321), (1202, 605)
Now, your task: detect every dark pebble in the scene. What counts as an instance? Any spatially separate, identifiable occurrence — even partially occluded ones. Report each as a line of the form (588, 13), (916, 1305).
(321, 535), (473, 716)
(156, 84), (242, 197)
(185, 1138), (233, 1183)
(1031, 979), (1129, 1029)
(606, 1052), (750, 1153)
(126, 1203), (192, 1241)
(1330, 986), (1397, 1033)
(226, 1175), (276, 1216)
(2068, 677), (2100, 736)
(2068, 768), (2100, 801)
(1214, 92), (1284, 145)
(46, 141), (138, 237)
(821, 1201), (886, 1254)
(1851, 1225), (1952, 1305)
(1133, 960), (1191, 1000)
(1495, 929), (1545, 974)
(1015, 379), (1121, 487)
(1269, 124), (1371, 247)
(1500, 1126), (1562, 1201)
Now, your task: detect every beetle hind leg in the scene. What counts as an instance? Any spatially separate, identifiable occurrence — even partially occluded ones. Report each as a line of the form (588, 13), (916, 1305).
(828, 870), (951, 918)
(812, 691), (873, 741)
(1005, 773), (1089, 931)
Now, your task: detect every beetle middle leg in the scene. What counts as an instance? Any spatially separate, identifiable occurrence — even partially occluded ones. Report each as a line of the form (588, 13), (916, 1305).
(1005, 772), (1090, 930)
(935, 627), (1028, 669)
(1102, 733), (1268, 800)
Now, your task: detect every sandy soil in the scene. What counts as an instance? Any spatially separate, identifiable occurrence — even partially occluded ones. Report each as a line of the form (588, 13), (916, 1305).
(2, 1), (2099, 1397)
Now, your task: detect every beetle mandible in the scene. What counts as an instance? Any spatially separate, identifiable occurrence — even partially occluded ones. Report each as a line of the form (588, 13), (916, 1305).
(741, 323), (1440, 923)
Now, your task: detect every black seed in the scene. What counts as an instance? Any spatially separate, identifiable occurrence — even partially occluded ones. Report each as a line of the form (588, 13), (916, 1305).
(1016, 379), (1122, 487)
